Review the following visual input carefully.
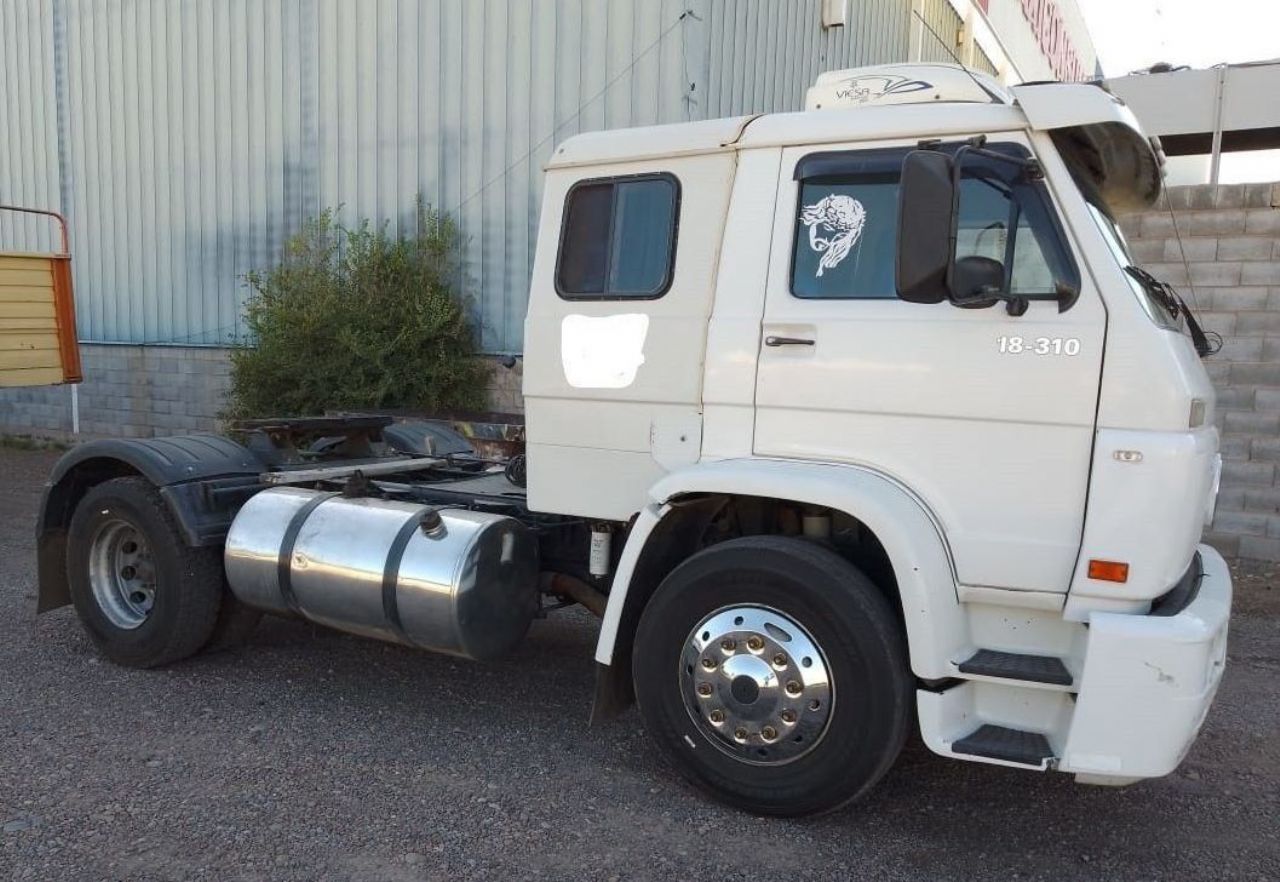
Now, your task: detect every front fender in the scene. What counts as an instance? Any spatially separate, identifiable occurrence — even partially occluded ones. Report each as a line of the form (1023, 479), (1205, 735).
(594, 458), (967, 681)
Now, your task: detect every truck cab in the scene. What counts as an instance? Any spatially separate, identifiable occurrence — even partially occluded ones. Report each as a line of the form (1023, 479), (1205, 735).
(38, 64), (1230, 817)
(528, 62), (1227, 794)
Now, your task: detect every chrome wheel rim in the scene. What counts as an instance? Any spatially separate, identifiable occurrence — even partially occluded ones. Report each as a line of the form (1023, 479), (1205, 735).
(681, 605), (834, 765)
(88, 517), (156, 630)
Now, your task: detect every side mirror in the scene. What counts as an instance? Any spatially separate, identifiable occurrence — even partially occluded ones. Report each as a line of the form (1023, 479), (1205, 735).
(952, 254), (1029, 316)
(895, 150), (956, 304)
(950, 255), (1005, 308)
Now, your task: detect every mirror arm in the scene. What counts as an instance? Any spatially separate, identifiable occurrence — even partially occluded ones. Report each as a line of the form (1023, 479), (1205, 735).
(956, 136), (1045, 181)
(952, 286), (1031, 317)
(955, 287), (1076, 317)
(1053, 280), (1080, 313)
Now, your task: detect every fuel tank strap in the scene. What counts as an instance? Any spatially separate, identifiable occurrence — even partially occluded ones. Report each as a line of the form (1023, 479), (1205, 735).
(382, 508), (441, 648)
(276, 491), (340, 615)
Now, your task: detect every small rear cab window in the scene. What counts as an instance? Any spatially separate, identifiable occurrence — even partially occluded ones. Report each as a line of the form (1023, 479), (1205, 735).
(556, 173), (680, 300)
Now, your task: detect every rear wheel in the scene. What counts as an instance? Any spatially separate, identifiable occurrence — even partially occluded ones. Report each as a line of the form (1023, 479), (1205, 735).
(632, 536), (911, 816)
(203, 587), (262, 653)
(68, 477), (225, 668)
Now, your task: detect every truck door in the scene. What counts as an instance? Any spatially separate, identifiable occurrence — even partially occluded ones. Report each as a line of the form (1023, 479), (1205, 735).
(753, 136), (1106, 593)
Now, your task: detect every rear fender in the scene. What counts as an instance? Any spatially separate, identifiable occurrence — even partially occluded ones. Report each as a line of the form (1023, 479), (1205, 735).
(36, 435), (263, 612)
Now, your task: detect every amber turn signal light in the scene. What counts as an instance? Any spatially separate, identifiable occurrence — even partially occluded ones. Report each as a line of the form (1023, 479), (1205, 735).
(1087, 559), (1130, 583)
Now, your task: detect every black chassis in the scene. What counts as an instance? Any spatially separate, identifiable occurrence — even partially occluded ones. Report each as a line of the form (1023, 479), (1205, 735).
(35, 420), (592, 616)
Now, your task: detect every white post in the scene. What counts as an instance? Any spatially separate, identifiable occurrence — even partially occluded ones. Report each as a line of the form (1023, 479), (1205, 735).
(908, 0), (926, 62)
(1209, 65), (1227, 186)
(70, 382), (80, 436)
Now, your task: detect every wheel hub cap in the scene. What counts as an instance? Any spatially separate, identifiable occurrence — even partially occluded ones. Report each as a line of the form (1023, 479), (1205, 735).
(88, 518), (156, 630)
(681, 605), (833, 764)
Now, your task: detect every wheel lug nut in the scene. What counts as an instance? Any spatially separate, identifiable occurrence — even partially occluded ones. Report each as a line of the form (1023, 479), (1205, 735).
(772, 653), (788, 668)
(708, 709), (725, 724)
(734, 727), (749, 742)
(761, 725), (777, 741)
(720, 638), (736, 652)
(780, 709), (797, 724)
(701, 656), (717, 670)
(746, 635), (764, 651)
(785, 680), (802, 696)
(696, 683), (713, 697)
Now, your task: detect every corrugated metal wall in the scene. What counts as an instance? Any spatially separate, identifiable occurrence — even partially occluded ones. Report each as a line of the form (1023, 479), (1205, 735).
(0, 0), (62, 254)
(916, 0), (965, 65)
(703, 0), (909, 117)
(973, 46), (999, 77)
(2, 0), (914, 353)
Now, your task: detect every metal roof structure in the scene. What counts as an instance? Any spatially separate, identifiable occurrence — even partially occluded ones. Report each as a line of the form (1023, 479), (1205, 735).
(1107, 60), (1280, 184)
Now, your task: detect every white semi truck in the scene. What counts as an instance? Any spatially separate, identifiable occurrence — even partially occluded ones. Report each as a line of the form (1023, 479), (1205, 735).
(37, 65), (1230, 817)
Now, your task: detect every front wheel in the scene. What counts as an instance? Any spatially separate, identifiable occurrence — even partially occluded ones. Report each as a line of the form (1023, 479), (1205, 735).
(632, 536), (911, 816)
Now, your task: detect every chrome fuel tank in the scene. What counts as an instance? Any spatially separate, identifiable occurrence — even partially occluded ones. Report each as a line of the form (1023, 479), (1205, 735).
(224, 487), (538, 660)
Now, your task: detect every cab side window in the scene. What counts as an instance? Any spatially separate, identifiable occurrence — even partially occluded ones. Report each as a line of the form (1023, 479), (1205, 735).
(790, 144), (1077, 301)
(556, 173), (680, 299)
(954, 174), (1060, 294)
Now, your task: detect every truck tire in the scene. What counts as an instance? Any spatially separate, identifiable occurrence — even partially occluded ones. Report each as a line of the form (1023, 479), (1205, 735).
(67, 477), (224, 668)
(632, 535), (911, 816)
(202, 588), (262, 654)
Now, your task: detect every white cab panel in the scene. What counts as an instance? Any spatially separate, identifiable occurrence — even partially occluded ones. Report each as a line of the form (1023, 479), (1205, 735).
(524, 152), (737, 520)
(1066, 428), (1219, 611)
(702, 147), (783, 461)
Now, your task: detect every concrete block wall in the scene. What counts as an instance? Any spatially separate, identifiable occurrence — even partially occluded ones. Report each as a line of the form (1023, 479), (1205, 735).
(1118, 182), (1280, 561)
(0, 345), (231, 440)
(0, 346), (521, 441)
(482, 358), (525, 415)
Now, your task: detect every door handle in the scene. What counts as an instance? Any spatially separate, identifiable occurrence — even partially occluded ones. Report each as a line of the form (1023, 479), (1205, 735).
(765, 335), (815, 347)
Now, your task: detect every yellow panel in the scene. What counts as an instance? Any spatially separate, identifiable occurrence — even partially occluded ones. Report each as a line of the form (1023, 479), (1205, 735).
(0, 255), (55, 270)
(0, 285), (56, 304)
(1, 317), (59, 330)
(0, 366), (65, 388)
(0, 269), (53, 286)
(0, 301), (56, 319)
(0, 332), (59, 351)
(0, 349), (62, 370)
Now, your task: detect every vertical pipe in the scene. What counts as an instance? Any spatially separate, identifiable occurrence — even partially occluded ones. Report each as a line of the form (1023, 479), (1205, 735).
(908, 0), (925, 61)
(70, 382), (80, 436)
(1209, 65), (1226, 186)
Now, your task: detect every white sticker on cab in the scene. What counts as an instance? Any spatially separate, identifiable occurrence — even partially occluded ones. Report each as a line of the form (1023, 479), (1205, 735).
(560, 313), (650, 389)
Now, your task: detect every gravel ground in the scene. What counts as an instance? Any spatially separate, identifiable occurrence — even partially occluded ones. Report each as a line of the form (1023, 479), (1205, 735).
(1, 446), (1277, 882)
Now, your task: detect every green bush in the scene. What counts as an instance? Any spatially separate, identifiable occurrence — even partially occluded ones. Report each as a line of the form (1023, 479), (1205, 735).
(226, 203), (487, 420)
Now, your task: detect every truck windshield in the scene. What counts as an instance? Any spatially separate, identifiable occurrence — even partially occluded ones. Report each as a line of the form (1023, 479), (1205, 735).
(1083, 201), (1182, 331)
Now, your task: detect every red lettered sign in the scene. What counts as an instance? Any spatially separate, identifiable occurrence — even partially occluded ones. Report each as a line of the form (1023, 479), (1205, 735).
(1020, 0), (1086, 81)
